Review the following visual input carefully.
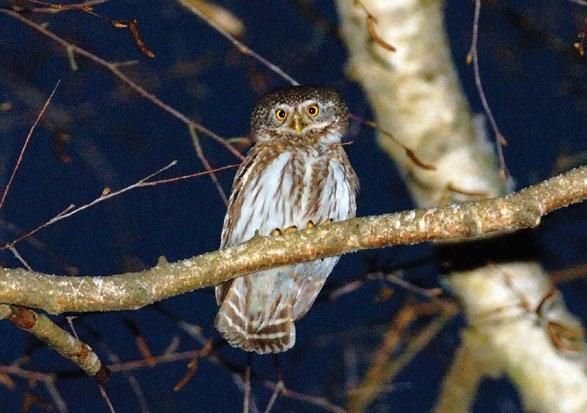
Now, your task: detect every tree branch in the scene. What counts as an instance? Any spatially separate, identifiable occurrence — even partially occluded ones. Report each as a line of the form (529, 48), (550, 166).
(0, 166), (584, 313)
(3, 305), (110, 383)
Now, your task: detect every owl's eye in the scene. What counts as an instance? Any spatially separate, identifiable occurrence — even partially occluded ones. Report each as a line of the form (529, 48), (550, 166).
(306, 104), (320, 117)
(275, 108), (288, 122)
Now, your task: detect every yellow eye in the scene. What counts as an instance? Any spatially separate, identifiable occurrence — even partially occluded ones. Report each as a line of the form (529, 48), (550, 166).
(306, 104), (319, 117)
(275, 108), (288, 122)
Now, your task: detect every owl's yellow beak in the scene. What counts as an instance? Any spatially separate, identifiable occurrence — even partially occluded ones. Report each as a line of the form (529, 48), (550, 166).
(293, 115), (305, 135)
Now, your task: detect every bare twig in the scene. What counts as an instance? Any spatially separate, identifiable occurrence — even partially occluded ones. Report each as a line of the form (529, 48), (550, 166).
(0, 81), (60, 211)
(349, 114), (436, 171)
(466, 0), (509, 179)
(551, 264), (587, 284)
(188, 124), (228, 204)
(1, 161), (178, 250)
(6, 306), (111, 383)
(262, 380), (346, 413)
(0, 161), (238, 250)
(243, 362), (252, 413)
(143, 162), (239, 187)
(263, 380), (284, 413)
(0, 218), (78, 273)
(2, 346), (343, 413)
(0, 364), (68, 413)
(24, 0), (109, 13)
(178, 0), (299, 85)
(326, 271), (442, 302)
(7, 246), (33, 270)
(99, 384), (117, 413)
(348, 301), (457, 412)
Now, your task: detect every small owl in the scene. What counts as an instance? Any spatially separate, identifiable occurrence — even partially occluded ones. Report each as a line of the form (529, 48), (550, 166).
(215, 86), (359, 354)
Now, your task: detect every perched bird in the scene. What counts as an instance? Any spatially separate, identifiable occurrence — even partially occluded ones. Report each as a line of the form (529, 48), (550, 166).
(215, 86), (358, 354)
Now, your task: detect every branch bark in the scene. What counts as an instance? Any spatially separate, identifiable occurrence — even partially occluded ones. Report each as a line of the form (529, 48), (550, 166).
(0, 166), (584, 313)
(4, 305), (110, 383)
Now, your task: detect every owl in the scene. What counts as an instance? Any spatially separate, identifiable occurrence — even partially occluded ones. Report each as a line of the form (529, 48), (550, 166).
(215, 86), (359, 354)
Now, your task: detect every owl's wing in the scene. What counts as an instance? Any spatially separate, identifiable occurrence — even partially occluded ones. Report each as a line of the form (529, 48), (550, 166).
(290, 257), (339, 320)
(215, 153), (254, 305)
(291, 275), (328, 320)
(215, 146), (290, 304)
(215, 278), (233, 305)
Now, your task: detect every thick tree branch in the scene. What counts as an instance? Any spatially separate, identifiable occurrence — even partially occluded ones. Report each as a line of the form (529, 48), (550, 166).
(0, 166), (584, 313)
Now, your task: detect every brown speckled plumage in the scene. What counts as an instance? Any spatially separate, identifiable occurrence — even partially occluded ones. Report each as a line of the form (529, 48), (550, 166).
(214, 86), (358, 354)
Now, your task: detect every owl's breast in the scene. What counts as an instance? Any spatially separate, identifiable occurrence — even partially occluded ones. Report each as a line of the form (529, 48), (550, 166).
(221, 144), (357, 247)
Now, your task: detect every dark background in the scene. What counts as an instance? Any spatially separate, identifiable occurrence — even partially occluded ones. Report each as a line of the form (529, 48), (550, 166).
(0, 1), (585, 412)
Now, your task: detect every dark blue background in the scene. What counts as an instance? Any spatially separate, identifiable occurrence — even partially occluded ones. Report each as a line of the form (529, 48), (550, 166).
(0, 1), (585, 412)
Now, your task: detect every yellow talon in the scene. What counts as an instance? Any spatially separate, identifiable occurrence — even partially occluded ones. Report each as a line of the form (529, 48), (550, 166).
(270, 228), (282, 237)
(283, 225), (297, 234)
(306, 220), (315, 229)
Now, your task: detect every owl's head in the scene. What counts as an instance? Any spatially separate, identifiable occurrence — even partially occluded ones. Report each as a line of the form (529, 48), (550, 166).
(250, 86), (348, 142)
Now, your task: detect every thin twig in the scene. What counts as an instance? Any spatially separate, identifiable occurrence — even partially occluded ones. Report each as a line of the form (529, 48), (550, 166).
(263, 380), (284, 413)
(0, 218), (78, 273)
(178, 0), (299, 85)
(143, 162), (239, 187)
(188, 124), (228, 204)
(0, 161), (238, 250)
(7, 246), (33, 270)
(99, 385), (117, 413)
(1, 161), (177, 249)
(243, 361), (251, 413)
(348, 301), (455, 412)
(25, 0), (108, 13)
(0, 364), (69, 413)
(349, 114), (436, 171)
(263, 381), (347, 413)
(467, 0), (509, 179)
(0, 80), (60, 210)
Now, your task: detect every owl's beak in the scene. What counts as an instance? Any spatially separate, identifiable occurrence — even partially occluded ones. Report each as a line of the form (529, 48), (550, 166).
(293, 115), (305, 135)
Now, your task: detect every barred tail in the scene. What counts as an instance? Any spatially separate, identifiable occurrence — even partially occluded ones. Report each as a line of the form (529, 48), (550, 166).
(214, 281), (295, 354)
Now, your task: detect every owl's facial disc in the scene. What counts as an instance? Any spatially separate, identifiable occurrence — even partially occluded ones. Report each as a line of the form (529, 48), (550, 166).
(250, 86), (348, 142)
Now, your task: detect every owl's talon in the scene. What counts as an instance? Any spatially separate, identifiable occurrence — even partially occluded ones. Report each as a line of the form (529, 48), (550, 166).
(306, 220), (315, 229)
(251, 229), (263, 241)
(283, 225), (297, 234)
(270, 228), (282, 237)
(320, 218), (334, 226)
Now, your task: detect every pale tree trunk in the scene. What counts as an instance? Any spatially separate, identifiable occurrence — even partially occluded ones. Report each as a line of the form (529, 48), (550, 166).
(335, 1), (587, 412)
